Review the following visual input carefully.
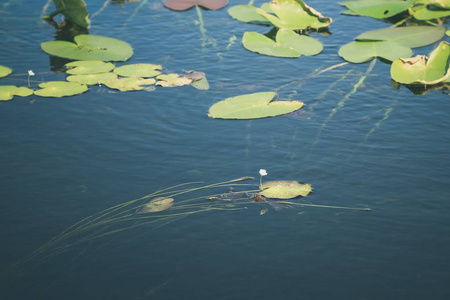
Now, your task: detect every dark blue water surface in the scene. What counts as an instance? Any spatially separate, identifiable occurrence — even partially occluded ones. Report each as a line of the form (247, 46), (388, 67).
(1, 1), (450, 299)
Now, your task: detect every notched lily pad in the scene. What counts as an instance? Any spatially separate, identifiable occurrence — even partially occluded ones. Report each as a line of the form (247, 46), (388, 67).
(0, 85), (33, 101)
(339, 40), (413, 63)
(65, 60), (115, 75)
(34, 81), (88, 97)
(105, 77), (156, 91)
(156, 74), (192, 87)
(67, 72), (118, 85)
(114, 63), (162, 78)
(163, 0), (228, 11)
(0, 65), (12, 78)
(259, 180), (312, 199)
(390, 41), (450, 85)
(208, 91), (304, 119)
(136, 197), (174, 214)
(41, 35), (133, 62)
(339, 0), (416, 19)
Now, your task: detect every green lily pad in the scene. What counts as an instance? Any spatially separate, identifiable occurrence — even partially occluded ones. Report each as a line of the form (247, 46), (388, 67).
(259, 180), (312, 199)
(41, 35), (133, 62)
(65, 60), (115, 74)
(136, 197), (174, 214)
(34, 81), (88, 97)
(447, 30), (450, 37)
(256, 0), (332, 30)
(50, 0), (90, 29)
(156, 74), (192, 87)
(187, 71), (209, 90)
(114, 63), (162, 78)
(105, 77), (156, 91)
(228, 4), (271, 24)
(0, 65), (12, 78)
(429, 0), (450, 9)
(339, 0), (416, 19)
(339, 40), (413, 63)
(243, 30), (323, 58)
(390, 41), (450, 85)
(356, 26), (446, 48)
(0, 85), (33, 101)
(208, 91), (304, 119)
(410, 1), (450, 20)
(67, 72), (118, 85)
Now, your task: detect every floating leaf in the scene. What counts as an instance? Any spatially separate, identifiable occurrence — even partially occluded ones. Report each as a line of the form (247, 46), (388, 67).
(256, 0), (332, 30)
(0, 86), (33, 101)
(187, 71), (209, 90)
(67, 72), (118, 85)
(163, 0), (228, 11)
(105, 77), (156, 91)
(410, 1), (450, 20)
(114, 63), (162, 78)
(34, 81), (88, 97)
(208, 91), (304, 119)
(49, 0), (90, 29)
(156, 74), (192, 87)
(65, 60), (115, 74)
(339, 0), (416, 19)
(390, 41), (450, 85)
(259, 180), (312, 199)
(228, 4), (270, 24)
(243, 30), (322, 58)
(447, 30), (450, 37)
(41, 35), (133, 61)
(356, 26), (446, 48)
(136, 197), (174, 214)
(0, 65), (12, 78)
(339, 40), (413, 63)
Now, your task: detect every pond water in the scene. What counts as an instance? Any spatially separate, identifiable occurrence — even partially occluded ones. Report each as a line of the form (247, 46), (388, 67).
(1, 1), (450, 299)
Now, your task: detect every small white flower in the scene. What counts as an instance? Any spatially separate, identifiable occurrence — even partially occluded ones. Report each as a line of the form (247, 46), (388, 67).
(28, 70), (35, 76)
(259, 169), (267, 176)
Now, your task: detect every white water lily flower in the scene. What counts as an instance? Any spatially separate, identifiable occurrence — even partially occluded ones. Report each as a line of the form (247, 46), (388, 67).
(28, 70), (35, 76)
(259, 169), (267, 176)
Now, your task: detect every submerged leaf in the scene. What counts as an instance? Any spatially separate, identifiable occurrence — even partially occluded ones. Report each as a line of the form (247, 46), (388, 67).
(339, 40), (412, 63)
(390, 41), (450, 85)
(208, 91), (304, 119)
(65, 60), (115, 74)
(67, 72), (118, 85)
(339, 0), (416, 18)
(0, 65), (12, 78)
(156, 74), (192, 87)
(114, 63), (162, 78)
(259, 181), (312, 199)
(136, 197), (174, 214)
(105, 77), (156, 91)
(34, 81), (88, 97)
(0, 86), (33, 101)
(41, 35), (133, 61)
(163, 0), (228, 11)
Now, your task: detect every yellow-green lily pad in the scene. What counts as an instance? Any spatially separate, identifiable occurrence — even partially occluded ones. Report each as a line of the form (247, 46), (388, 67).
(65, 60), (115, 75)
(390, 41), (450, 85)
(208, 91), (304, 119)
(259, 180), (312, 199)
(34, 81), (88, 97)
(0, 85), (33, 101)
(41, 35), (133, 62)
(0, 65), (12, 78)
(136, 197), (174, 214)
(339, 40), (413, 63)
(339, 0), (416, 19)
(228, 4), (271, 24)
(105, 77), (156, 91)
(156, 74), (192, 87)
(67, 72), (118, 85)
(410, 0), (450, 20)
(114, 63), (162, 78)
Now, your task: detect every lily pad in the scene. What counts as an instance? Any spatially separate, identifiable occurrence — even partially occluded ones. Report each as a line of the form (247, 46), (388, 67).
(114, 64), (162, 78)
(0, 65), (12, 78)
(259, 180), (312, 199)
(0, 86), (33, 101)
(208, 91), (304, 119)
(256, 0), (332, 30)
(41, 35), (133, 62)
(410, 0), (450, 20)
(339, 0), (416, 19)
(136, 197), (174, 214)
(243, 29), (323, 58)
(339, 40), (413, 63)
(163, 0), (228, 11)
(49, 0), (90, 29)
(390, 41), (450, 85)
(186, 71), (209, 90)
(105, 77), (156, 91)
(228, 4), (271, 24)
(65, 60), (115, 74)
(356, 26), (446, 48)
(67, 72), (118, 85)
(34, 81), (88, 97)
(156, 74), (192, 87)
